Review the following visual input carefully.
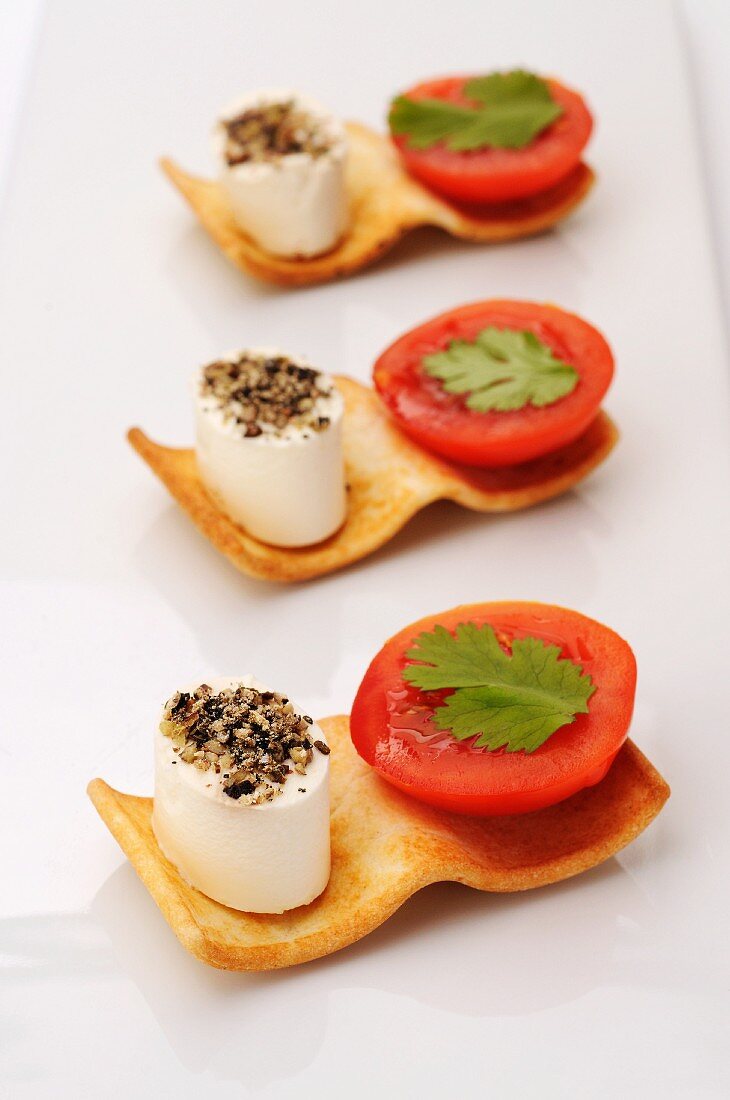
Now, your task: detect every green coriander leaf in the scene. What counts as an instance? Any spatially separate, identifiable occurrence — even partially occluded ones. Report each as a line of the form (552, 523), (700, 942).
(404, 621), (511, 689)
(422, 326), (578, 413)
(464, 69), (555, 108)
(388, 97), (479, 151)
(389, 69), (563, 152)
(404, 621), (594, 752)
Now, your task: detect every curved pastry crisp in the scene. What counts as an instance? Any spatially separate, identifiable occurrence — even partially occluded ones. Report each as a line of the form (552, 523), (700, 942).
(128, 376), (617, 583)
(88, 714), (669, 972)
(161, 122), (595, 287)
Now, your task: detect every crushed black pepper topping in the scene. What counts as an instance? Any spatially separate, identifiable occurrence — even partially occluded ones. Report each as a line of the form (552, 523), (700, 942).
(161, 683), (328, 804)
(200, 353), (334, 438)
(222, 100), (333, 166)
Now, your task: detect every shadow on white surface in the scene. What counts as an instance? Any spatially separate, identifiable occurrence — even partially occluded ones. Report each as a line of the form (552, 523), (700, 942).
(160, 204), (596, 369)
(64, 854), (657, 1088)
(131, 488), (608, 654)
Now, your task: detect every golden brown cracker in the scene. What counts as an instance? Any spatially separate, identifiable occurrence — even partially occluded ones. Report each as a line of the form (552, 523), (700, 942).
(127, 376), (618, 583)
(88, 714), (669, 971)
(161, 122), (595, 287)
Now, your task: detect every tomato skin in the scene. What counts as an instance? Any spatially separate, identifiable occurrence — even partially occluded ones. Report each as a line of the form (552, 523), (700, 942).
(373, 300), (614, 468)
(391, 75), (593, 203)
(351, 602), (636, 816)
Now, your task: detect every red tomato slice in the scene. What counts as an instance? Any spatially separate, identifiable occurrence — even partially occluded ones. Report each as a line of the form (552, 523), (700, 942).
(391, 75), (593, 204)
(373, 300), (614, 467)
(351, 602), (636, 816)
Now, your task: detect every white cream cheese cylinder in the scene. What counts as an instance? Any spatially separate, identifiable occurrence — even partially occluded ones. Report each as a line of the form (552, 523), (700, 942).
(194, 348), (347, 547)
(152, 676), (330, 914)
(212, 89), (349, 257)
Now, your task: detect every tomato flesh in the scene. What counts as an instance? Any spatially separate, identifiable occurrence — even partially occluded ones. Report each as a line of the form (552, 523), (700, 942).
(391, 75), (593, 204)
(373, 300), (614, 467)
(351, 602), (636, 816)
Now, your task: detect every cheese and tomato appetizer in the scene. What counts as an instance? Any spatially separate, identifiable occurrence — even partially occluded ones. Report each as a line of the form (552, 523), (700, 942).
(194, 349), (347, 547)
(152, 677), (331, 913)
(389, 69), (592, 204)
(351, 602), (636, 816)
(373, 300), (614, 467)
(212, 90), (349, 257)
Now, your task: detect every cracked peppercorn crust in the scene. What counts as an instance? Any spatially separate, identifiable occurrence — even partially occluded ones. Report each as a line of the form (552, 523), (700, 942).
(127, 375), (618, 583)
(161, 121), (595, 287)
(220, 99), (334, 166)
(87, 713), (669, 971)
(161, 682), (327, 803)
(198, 352), (336, 439)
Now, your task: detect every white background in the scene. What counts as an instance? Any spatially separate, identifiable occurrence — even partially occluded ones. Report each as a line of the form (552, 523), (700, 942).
(1, 1), (729, 1097)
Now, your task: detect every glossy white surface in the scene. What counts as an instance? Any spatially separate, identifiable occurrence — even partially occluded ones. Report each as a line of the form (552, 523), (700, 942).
(1, 1), (729, 1097)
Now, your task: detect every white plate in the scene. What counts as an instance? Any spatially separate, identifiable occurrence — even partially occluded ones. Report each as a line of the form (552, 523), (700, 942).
(1, 0), (729, 1096)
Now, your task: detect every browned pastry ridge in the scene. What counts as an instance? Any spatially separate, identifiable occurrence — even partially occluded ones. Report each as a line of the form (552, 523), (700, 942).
(88, 714), (669, 972)
(127, 376), (618, 583)
(161, 121), (595, 287)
